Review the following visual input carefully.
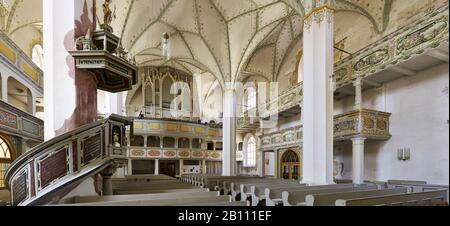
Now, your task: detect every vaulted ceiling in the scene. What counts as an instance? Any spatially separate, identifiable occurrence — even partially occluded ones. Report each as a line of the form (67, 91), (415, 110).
(1, 0), (43, 55)
(1, 0), (394, 85)
(106, 0), (393, 86)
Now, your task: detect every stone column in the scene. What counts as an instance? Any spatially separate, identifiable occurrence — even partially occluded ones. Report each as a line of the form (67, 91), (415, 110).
(202, 159), (207, 174)
(27, 90), (36, 115)
(352, 137), (366, 184)
(143, 136), (148, 148)
(274, 150), (279, 179)
(101, 166), (115, 196)
(155, 159), (160, 175)
(179, 159), (184, 176)
(127, 159), (133, 175)
(302, 1), (335, 185)
(43, 0), (98, 140)
(1, 75), (8, 102)
(354, 78), (363, 110)
(222, 85), (237, 176)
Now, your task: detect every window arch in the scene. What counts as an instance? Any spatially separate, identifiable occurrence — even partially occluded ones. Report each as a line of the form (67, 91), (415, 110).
(0, 136), (14, 189)
(32, 44), (44, 69)
(244, 136), (256, 167)
(242, 87), (257, 114)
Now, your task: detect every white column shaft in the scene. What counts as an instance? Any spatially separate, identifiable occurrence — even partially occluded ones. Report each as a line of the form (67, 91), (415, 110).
(354, 78), (363, 110)
(302, 8), (335, 185)
(1, 75), (8, 102)
(222, 88), (237, 176)
(352, 137), (366, 184)
(202, 160), (207, 174)
(155, 159), (160, 175)
(179, 159), (184, 176)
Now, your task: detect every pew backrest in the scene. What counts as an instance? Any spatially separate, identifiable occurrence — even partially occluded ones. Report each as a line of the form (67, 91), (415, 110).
(387, 180), (427, 185)
(282, 185), (377, 206)
(64, 196), (232, 206)
(265, 183), (356, 205)
(305, 188), (407, 206)
(335, 190), (448, 206)
(72, 191), (220, 204)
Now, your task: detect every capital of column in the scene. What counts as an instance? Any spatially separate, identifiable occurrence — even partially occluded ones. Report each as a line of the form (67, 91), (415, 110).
(351, 136), (367, 144)
(224, 82), (236, 93)
(303, 4), (334, 31)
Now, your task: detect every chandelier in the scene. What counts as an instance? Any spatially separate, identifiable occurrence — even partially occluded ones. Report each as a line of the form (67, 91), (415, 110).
(162, 32), (171, 60)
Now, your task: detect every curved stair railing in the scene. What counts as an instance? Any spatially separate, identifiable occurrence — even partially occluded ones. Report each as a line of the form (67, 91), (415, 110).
(4, 114), (133, 206)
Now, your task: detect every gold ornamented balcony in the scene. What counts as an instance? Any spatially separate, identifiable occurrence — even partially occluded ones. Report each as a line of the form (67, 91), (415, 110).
(128, 118), (243, 162)
(0, 31), (43, 90)
(0, 100), (44, 142)
(259, 109), (392, 150)
(334, 109), (392, 141)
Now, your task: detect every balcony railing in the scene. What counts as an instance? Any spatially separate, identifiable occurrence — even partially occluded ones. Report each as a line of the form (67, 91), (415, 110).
(132, 118), (222, 138)
(240, 6), (448, 129)
(259, 109), (391, 150)
(0, 100), (44, 142)
(0, 31), (44, 89)
(128, 147), (244, 162)
(334, 109), (392, 141)
(334, 5), (448, 88)
(4, 115), (132, 206)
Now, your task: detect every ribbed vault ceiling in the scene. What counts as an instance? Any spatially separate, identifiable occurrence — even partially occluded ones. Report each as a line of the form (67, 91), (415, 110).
(1, 0), (393, 85)
(107, 0), (393, 85)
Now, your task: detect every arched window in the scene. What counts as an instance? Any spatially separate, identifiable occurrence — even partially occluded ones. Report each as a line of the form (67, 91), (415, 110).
(247, 88), (257, 110)
(244, 136), (256, 167)
(0, 136), (14, 189)
(242, 87), (257, 114)
(32, 44), (44, 69)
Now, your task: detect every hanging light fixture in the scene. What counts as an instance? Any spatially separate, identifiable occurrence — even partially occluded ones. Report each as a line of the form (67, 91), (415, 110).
(162, 32), (171, 60)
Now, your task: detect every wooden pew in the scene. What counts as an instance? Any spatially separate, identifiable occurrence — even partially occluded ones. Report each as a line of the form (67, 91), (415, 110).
(68, 191), (221, 204)
(250, 183), (308, 206)
(112, 180), (190, 189)
(387, 183), (449, 202)
(237, 180), (300, 201)
(115, 188), (203, 195)
(179, 201), (250, 206)
(114, 181), (196, 189)
(335, 190), (448, 206)
(387, 180), (427, 185)
(219, 178), (283, 196)
(64, 196), (232, 206)
(219, 178), (281, 193)
(282, 185), (378, 206)
(305, 188), (407, 206)
(265, 184), (355, 206)
(202, 176), (262, 191)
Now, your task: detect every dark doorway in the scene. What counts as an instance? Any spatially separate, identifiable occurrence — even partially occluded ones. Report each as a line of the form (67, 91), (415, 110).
(132, 160), (155, 175)
(159, 160), (179, 178)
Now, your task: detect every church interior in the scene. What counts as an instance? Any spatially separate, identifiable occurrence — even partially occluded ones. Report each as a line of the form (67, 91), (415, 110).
(0, 0), (448, 207)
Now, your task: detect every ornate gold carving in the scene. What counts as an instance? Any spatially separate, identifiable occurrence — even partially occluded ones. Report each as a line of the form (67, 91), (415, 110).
(101, 0), (115, 32)
(179, 150), (190, 158)
(148, 150), (161, 157)
(131, 149), (145, 157)
(164, 150), (176, 158)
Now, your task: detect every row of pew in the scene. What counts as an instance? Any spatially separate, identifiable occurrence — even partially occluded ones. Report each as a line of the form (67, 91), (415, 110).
(181, 175), (449, 206)
(56, 175), (248, 206)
